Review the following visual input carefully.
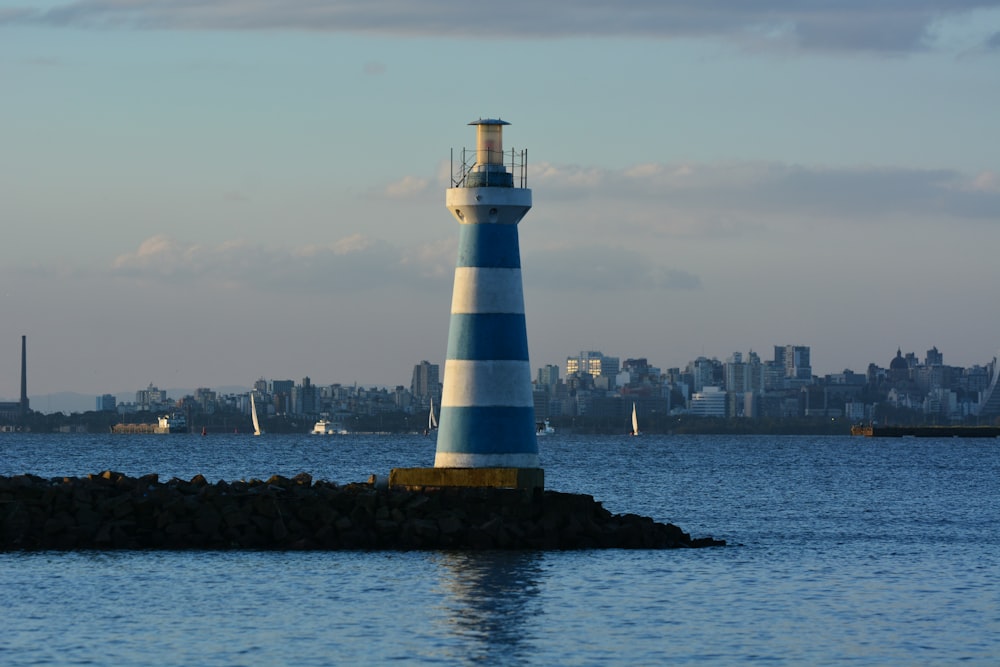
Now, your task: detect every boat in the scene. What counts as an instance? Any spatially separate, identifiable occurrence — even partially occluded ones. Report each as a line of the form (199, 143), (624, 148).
(155, 413), (188, 434)
(250, 393), (264, 436)
(629, 403), (641, 436)
(427, 397), (438, 434)
(312, 419), (348, 435)
(536, 418), (555, 435)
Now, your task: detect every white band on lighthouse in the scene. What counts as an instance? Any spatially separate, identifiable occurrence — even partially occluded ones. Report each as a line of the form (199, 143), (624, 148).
(441, 360), (534, 407)
(450, 267), (525, 315)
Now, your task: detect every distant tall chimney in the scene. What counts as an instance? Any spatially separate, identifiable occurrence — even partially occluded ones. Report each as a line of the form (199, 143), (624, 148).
(20, 335), (28, 416)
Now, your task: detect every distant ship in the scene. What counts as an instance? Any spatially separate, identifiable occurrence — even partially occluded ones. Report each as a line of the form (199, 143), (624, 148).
(536, 418), (555, 435)
(156, 413), (188, 434)
(312, 419), (348, 435)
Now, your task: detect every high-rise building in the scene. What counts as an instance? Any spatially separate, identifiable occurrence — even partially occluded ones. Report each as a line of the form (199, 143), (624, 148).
(136, 384), (168, 411)
(775, 345), (812, 380)
(96, 394), (117, 412)
(292, 377), (317, 415)
(536, 364), (559, 387)
(410, 360), (441, 406)
(687, 357), (720, 393)
(566, 351), (620, 385)
(724, 351), (765, 394)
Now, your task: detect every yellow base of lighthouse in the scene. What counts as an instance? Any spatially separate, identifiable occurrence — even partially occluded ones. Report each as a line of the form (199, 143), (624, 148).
(388, 467), (544, 491)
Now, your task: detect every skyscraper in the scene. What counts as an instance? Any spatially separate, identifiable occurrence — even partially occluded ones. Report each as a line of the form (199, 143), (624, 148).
(409, 360), (441, 407)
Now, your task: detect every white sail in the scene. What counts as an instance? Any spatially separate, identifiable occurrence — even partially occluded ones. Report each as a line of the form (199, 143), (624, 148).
(428, 397), (438, 430)
(631, 402), (640, 436)
(251, 393), (263, 436)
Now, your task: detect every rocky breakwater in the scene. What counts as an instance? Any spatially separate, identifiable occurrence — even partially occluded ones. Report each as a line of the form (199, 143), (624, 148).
(0, 472), (725, 550)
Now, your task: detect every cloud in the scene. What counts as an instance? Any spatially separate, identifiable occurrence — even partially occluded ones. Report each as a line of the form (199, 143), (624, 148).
(108, 231), (699, 296)
(383, 175), (429, 198)
(0, 8), (35, 23)
(4, 1), (998, 53)
(969, 170), (1000, 192)
(524, 245), (701, 292)
(111, 234), (442, 292)
(534, 160), (1000, 224)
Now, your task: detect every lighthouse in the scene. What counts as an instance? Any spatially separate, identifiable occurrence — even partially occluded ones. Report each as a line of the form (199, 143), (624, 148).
(434, 118), (538, 469)
(389, 118), (541, 490)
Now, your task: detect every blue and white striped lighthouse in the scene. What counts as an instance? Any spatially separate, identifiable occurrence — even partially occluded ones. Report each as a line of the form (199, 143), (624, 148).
(434, 119), (538, 469)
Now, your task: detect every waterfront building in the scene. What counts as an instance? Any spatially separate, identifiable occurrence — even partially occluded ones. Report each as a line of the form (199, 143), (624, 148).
(689, 386), (727, 417)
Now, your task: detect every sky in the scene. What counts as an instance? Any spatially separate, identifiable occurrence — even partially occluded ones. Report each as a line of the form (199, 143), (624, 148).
(2, 1), (1000, 406)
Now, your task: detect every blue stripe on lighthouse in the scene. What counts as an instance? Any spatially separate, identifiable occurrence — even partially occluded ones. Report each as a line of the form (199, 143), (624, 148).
(446, 313), (530, 360)
(435, 406), (539, 454)
(456, 225), (521, 268)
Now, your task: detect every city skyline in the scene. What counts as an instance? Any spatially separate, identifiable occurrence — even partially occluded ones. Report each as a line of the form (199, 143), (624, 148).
(7, 338), (995, 417)
(3, 2), (1000, 398)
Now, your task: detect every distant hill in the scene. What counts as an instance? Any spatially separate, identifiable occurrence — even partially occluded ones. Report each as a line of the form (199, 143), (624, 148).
(1, 386), (252, 415)
(20, 393), (98, 415)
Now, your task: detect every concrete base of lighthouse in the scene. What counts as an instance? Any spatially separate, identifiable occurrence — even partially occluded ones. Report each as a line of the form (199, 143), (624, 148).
(388, 467), (544, 491)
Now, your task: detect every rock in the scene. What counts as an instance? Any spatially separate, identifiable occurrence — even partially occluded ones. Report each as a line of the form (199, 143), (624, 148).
(0, 472), (726, 551)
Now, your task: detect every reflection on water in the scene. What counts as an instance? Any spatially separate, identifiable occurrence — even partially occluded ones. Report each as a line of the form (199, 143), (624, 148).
(431, 552), (544, 665)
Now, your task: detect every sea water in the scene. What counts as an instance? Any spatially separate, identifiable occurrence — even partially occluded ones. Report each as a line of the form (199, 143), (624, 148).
(1, 432), (998, 665)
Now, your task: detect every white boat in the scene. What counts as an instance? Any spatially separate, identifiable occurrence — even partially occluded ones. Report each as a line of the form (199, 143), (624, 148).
(312, 419), (348, 435)
(536, 418), (555, 435)
(426, 397), (438, 434)
(630, 403), (641, 436)
(250, 393), (264, 436)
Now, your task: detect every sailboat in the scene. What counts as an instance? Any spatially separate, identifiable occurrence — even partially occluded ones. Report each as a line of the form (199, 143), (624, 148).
(630, 402), (641, 436)
(250, 392), (264, 436)
(426, 397), (438, 435)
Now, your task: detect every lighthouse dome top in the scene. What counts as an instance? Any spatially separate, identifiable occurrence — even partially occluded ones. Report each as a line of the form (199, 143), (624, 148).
(468, 118), (510, 126)
(449, 117), (527, 189)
